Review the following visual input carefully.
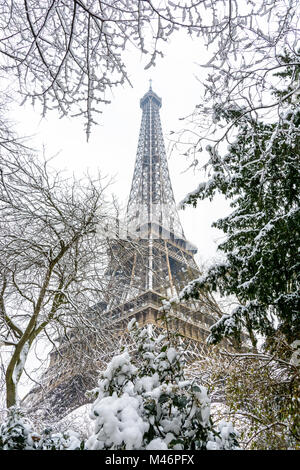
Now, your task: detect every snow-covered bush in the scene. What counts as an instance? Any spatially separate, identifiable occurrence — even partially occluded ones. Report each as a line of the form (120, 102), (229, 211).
(38, 428), (83, 450)
(0, 406), (83, 450)
(86, 318), (240, 450)
(0, 406), (38, 450)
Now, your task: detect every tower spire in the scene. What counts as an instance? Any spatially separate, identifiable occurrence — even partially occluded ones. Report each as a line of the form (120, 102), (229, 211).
(126, 86), (196, 252)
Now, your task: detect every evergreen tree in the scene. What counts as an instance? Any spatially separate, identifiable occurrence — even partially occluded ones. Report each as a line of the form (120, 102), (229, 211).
(179, 52), (300, 347)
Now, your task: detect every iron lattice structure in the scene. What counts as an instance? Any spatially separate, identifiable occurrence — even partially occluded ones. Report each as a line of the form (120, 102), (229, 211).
(103, 86), (200, 309)
(24, 86), (225, 420)
(127, 86), (186, 242)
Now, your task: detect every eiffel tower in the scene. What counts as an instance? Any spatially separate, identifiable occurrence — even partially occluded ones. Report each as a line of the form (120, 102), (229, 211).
(23, 85), (223, 420)
(101, 84), (220, 336)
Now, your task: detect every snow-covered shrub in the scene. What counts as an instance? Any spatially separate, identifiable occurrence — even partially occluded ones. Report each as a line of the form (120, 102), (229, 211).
(0, 406), (39, 450)
(86, 319), (240, 450)
(38, 428), (83, 450)
(0, 406), (83, 450)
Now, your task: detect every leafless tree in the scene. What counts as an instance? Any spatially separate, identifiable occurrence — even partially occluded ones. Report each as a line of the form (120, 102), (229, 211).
(0, 151), (121, 409)
(0, 88), (32, 157)
(186, 337), (300, 449)
(0, 1), (298, 140)
(0, 0), (179, 139)
(166, 1), (299, 163)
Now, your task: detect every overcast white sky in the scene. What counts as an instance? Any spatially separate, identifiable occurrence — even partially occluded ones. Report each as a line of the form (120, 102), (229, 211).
(10, 31), (230, 267)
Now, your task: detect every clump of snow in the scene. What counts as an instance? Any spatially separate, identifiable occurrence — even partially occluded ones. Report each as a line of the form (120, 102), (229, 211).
(86, 393), (148, 450)
(290, 340), (300, 366)
(146, 438), (168, 450)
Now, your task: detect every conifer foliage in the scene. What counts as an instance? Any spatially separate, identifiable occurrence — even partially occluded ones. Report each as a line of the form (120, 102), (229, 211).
(179, 52), (300, 347)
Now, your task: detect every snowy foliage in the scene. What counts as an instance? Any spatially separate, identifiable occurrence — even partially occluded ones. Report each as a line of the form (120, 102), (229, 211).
(38, 429), (83, 451)
(0, 406), (38, 450)
(177, 53), (300, 347)
(0, 321), (240, 451)
(86, 319), (240, 450)
(0, 406), (84, 450)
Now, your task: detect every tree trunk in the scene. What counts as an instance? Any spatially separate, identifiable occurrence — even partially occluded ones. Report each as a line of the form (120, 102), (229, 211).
(5, 364), (17, 408)
(5, 342), (30, 408)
